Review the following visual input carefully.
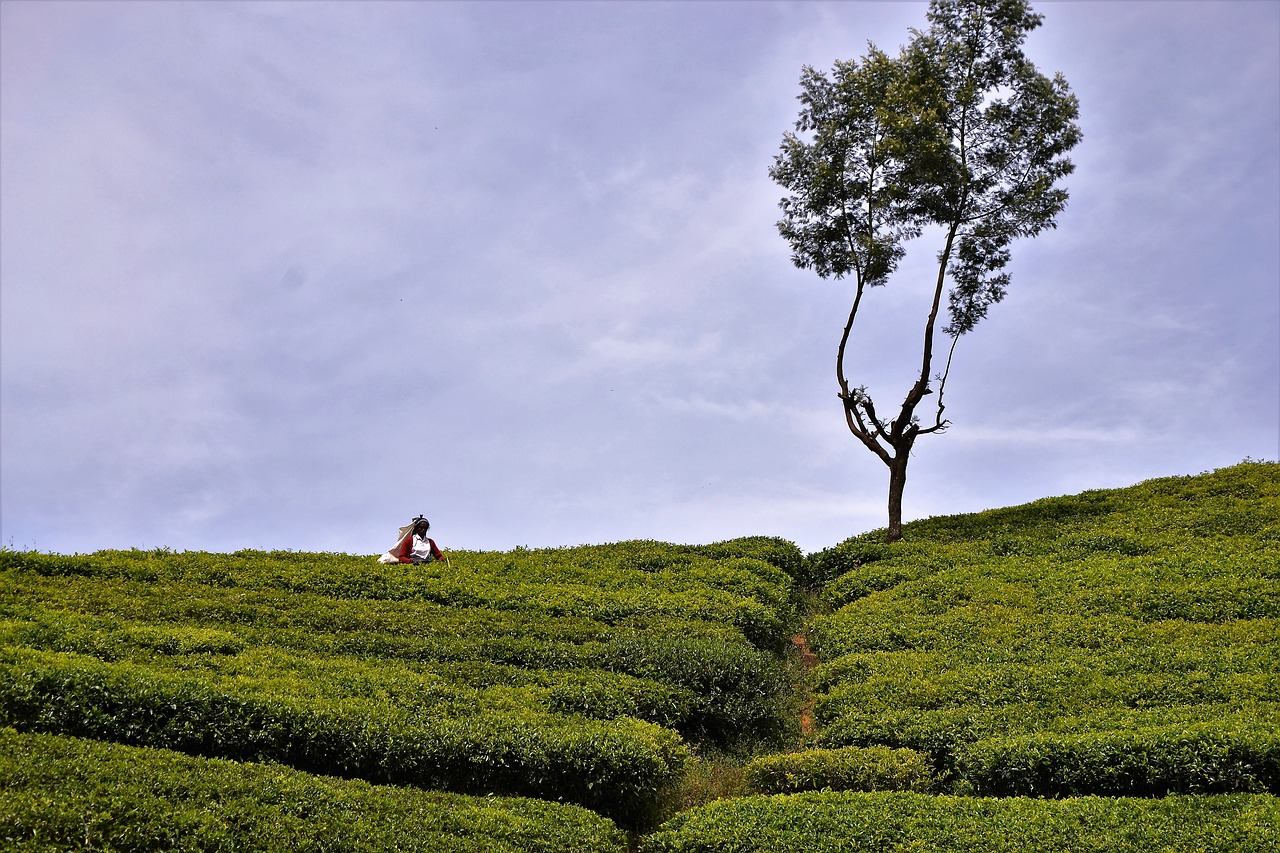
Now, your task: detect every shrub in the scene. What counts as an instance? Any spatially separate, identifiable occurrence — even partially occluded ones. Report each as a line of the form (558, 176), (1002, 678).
(0, 728), (628, 852)
(801, 535), (899, 590)
(957, 724), (1280, 797)
(0, 649), (686, 827)
(743, 745), (933, 794)
(640, 790), (1280, 853)
(700, 536), (805, 580)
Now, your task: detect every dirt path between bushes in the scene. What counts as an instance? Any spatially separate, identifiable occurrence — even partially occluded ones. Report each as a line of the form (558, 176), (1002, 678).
(791, 634), (818, 736)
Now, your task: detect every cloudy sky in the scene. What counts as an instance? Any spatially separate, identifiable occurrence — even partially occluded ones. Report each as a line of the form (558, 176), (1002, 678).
(3, 0), (1277, 556)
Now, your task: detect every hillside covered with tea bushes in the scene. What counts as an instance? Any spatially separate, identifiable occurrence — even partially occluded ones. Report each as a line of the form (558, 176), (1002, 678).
(1, 462), (1277, 850)
(1, 536), (802, 831)
(804, 460), (1278, 798)
(648, 461), (1278, 851)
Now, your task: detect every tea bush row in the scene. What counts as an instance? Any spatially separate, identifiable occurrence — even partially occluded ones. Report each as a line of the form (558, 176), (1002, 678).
(0, 728), (628, 852)
(812, 636), (1277, 726)
(0, 647), (686, 826)
(638, 790), (1280, 853)
(743, 746), (934, 795)
(956, 723), (1280, 797)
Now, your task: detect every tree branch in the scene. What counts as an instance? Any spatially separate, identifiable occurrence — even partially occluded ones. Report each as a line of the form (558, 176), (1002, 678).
(961, 156), (1038, 224)
(843, 394), (894, 465)
(836, 280), (866, 403)
(890, 219), (958, 443)
(917, 332), (959, 435)
(860, 394), (893, 445)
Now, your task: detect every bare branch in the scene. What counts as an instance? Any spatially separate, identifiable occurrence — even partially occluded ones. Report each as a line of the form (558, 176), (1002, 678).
(844, 395), (894, 465)
(918, 333), (960, 435)
(859, 394), (893, 445)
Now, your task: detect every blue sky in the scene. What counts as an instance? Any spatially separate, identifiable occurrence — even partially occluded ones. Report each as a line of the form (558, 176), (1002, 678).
(3, 0), (1277, 555)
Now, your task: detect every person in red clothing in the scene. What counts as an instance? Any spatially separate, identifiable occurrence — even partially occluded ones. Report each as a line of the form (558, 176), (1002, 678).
(378, 515), (444, 564)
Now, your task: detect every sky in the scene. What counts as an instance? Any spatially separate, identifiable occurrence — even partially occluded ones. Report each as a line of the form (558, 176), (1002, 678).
(2, 0), (1277, 556)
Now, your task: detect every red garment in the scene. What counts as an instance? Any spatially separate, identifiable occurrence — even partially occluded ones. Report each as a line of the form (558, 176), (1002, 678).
(397, 534), (442, 563)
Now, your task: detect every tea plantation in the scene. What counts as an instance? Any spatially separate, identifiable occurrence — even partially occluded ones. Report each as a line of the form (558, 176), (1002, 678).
(2, 462), (1277, 850)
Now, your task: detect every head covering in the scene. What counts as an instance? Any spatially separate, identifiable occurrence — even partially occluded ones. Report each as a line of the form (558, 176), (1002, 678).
(398, 516), (430, 540)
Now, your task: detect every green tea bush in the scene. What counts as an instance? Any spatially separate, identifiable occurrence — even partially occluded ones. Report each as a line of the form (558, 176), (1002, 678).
(0, 728), (628, 852)
(805, 462), (1280, 798)
(743, 745), (933, 795)
(639, 790), (1280, 853)
(822, 560), (916, 605)
(801, 535), (899, 591)
(0, 649), (686, 825)
(958, 723), (1280, 796)
(700, 536), (805, 580)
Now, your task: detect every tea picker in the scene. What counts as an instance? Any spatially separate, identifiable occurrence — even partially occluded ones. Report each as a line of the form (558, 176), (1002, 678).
(377, 514), (450, 567)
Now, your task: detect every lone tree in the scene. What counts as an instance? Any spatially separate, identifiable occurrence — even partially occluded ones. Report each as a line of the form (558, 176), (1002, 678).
(770, 0), (1081, 542)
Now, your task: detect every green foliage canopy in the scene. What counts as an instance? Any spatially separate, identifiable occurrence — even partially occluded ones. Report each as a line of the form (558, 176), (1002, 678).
(772, 0), (1080, 327)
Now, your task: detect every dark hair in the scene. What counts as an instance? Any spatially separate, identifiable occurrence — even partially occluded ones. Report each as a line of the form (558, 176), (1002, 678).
(412, 515), (430, 531)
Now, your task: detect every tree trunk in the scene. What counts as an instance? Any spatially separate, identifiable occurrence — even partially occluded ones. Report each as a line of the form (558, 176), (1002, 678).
(886, 452), (909, 543)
